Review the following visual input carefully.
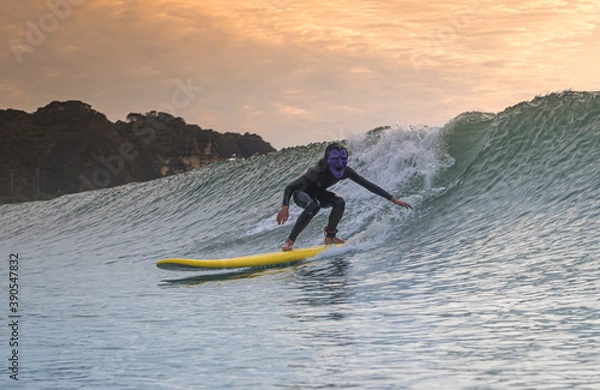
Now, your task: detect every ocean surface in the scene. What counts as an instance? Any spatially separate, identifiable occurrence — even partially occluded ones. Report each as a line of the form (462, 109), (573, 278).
(2, 91), (600, 389)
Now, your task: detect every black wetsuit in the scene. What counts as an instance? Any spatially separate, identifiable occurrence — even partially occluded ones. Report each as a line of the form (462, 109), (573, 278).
(282, 164), (393, 241)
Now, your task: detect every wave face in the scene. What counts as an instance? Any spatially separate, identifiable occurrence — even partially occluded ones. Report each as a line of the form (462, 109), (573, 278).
(2, 91), (599, 388)
(401, 90), (600, 264)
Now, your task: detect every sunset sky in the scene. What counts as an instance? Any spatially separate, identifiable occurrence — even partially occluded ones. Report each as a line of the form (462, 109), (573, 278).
(2, 0), (600, 148)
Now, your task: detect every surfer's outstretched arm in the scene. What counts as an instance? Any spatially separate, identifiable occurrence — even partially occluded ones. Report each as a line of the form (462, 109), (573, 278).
(346, 168), (413, 210)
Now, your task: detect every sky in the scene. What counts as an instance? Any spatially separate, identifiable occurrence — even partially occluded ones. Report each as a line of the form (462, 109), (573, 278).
(2, 0), (600, 149)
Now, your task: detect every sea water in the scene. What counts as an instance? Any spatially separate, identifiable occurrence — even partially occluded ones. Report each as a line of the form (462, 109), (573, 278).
(1, 91), (599, 389)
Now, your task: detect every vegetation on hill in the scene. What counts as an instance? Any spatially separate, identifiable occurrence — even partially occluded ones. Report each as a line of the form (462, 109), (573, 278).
(0, 101), (276, 204)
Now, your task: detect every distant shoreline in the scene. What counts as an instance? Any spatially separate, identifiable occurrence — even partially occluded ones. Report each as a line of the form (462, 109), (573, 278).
(0, 100), (276, 205)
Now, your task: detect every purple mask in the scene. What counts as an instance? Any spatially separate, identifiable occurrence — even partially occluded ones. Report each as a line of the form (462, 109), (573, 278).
(327, 149), (348, 178)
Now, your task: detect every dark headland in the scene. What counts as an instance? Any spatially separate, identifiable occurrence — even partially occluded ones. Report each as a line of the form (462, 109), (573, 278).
(0, 100), (276, 204)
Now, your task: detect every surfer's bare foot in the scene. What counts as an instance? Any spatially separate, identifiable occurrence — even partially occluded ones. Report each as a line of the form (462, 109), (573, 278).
(325, 236), (345, 245)
(282, 239), (294, 251)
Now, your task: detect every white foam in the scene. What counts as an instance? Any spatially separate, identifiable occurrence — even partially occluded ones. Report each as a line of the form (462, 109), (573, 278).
(326, 125), (451, 245)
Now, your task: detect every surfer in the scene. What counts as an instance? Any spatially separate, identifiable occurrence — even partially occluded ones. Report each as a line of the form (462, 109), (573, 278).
(276, 142), (413, 251)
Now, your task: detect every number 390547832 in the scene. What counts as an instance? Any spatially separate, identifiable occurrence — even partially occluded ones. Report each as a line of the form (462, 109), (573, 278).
(9, 254), (19, 313)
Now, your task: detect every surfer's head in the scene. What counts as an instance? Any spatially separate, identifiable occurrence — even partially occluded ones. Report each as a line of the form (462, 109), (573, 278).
(325, 143), (348, 178)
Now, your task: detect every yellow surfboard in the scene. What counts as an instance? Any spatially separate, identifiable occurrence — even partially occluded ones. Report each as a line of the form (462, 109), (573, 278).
(156, 245), (339, 271)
